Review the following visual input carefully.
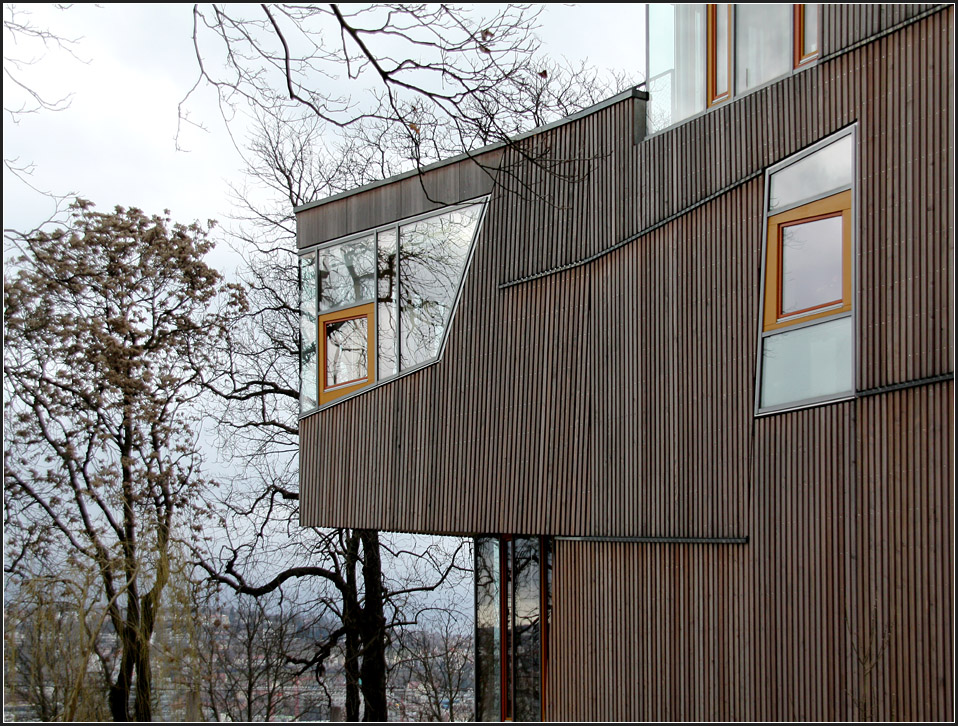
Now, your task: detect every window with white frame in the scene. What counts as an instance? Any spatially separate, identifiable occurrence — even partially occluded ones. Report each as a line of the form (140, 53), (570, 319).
(755, 128), (855, 413)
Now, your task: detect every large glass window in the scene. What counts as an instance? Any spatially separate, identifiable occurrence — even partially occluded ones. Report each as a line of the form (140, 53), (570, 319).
(756, 129), (855, 413)
(647, 4), (821, 133)
(734, 4), (792, 93)
(475, 536), (551, 722)
(299, 201), (485, 413)
(647, 3), (706, 132)
(399, 206), (482, 371)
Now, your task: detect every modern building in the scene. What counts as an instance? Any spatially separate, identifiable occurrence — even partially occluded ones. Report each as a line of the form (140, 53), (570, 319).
(296, 4), (954, 720)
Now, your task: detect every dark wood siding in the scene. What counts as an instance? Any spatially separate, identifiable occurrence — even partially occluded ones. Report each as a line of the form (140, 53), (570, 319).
(301, 8), (952, 537)
(549, 381), (953, 721)
(296, 148), (502, 249)
(297, 5), (953, 721)
(821, 3), (943, 57)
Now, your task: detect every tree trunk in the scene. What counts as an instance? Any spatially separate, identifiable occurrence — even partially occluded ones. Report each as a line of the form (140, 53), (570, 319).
(345, 623), (362, 720)
(344, 531), (362, 721)
(359, 530), (388, 722)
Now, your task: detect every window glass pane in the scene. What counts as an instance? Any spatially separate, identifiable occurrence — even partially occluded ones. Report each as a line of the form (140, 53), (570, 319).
(713, 5), (729, 98)
(781, 215), (844, 315)
(475, 538), (501, 722)
(318, 235), (375, 312)
(769, 135), (853, 211)
(803, 4), (819, 56)
(399, 205), (481, 371)
(735, 4), (791, 92)
(324, 316), (368, 390)
(647, 4), (706, 132)
(377, 228), (399, 379)
(299, 253), (318, 412)
(761, 317), (853, 408)
(513, 538), (541, 722)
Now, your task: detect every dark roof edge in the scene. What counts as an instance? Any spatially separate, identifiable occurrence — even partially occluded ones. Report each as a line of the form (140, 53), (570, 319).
(294, 85), (649, 214)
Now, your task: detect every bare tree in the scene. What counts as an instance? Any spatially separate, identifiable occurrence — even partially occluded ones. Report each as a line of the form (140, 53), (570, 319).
(183, 4), (633, 194)
(3, 200), (242, 721)
(3, 562), (113, 722)
(3, 3), (80, 121)
(187, 9), (629, 720)
(3, 3), (87, 203)
(189, 589), (327, 721)
(392, 599), (473, 722)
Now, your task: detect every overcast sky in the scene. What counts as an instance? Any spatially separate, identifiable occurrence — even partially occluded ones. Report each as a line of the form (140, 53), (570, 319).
(3, 3), (646, 264)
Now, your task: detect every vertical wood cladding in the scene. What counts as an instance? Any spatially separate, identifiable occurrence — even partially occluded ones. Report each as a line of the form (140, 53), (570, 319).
(298, 6), (953, 722)
(549, 381), (953, 721)
(296, 149), (502, 249)
(301, 8), (952, 536)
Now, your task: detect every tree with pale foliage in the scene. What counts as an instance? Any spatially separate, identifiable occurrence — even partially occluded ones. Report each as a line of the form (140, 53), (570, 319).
(3, 200), (243, 722)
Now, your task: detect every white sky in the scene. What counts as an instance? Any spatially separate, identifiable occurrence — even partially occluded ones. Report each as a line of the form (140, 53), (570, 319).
(3, 3), (646, 259)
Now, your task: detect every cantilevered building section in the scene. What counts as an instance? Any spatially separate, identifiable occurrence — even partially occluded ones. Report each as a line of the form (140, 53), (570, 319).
(296, 4), (954, 721)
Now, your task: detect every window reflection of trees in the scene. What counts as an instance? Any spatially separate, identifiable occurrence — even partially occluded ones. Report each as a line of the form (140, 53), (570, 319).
(475, 538), (502, 722)
(398, 207), (480, 370)
(377, 230), (399, 378)
(302, 203), (481, 410)
(511, 538), (542, 722)
(474, 536), (550, 722)
(300, 254), (318, 410)
(325, 317), (368, 388)
(318, 236), (375, 311)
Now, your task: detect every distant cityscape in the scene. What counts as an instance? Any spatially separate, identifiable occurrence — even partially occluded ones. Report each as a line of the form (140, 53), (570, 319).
(4, 600), (475, 722)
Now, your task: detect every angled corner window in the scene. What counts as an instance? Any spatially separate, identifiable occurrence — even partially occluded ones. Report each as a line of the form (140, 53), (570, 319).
(756, 129), (856, 414)
(299, 200), (485, 413)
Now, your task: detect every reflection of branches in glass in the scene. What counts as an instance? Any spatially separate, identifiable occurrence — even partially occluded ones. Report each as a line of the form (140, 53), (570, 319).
(475, 537), (502, 722)
(303, 204), (481, 387)
(325, 317), (368, 388)
(300, 254), (319, 409)
(512, 538), (541, 722)
(319, 236), (375, 311)
(399, 206), (481, 369)
(376, 230), (399, 377)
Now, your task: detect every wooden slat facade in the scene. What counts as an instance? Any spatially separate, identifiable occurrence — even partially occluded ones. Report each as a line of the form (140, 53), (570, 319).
(550, 381), (953, 721)
(297, 5), (954, 721)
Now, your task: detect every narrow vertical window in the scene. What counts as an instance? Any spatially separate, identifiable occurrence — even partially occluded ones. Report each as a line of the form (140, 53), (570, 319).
(377, 228), (399, 379)
(707, 4), (731, 106)
(793, 4), (820, 67)
(299, 253), (318, 413)
(475, 538), (502, 722)
(756, 129), (856, 413)
(475, 536), (551, 722)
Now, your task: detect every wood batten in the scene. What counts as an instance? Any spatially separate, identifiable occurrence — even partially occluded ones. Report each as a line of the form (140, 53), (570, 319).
(298, 7), (954, 720)
(550, 409), (953, 721)
(301, 7), (953, 539)
(296, 149), (503, 249)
